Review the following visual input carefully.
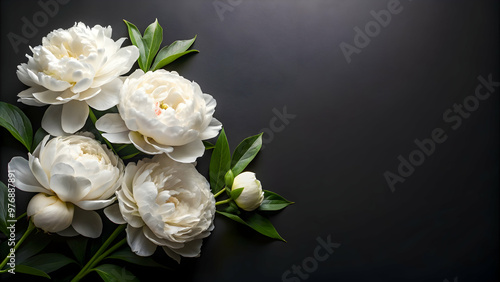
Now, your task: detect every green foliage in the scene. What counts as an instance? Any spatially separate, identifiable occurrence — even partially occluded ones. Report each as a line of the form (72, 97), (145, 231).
(124, 19), (198, 72)
(0, 102), (33, 152)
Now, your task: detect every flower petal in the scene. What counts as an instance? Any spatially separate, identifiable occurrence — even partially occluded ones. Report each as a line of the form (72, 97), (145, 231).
(57, 226), (80, 237)
(127, 225), (157, 257)
(50, 174), (91, 203)
(41, 105), (66, 136)
(170, 238), (203, 258)
(75, 197), (116, 211)
(71, 77), (92, 93)
(162, 247), (181, 263)
(167, 140), (205, 163)
(104, 204), (127, 224)
(61, 100), (89, 134)
(72, 208), (103, 238)
(96, 113), (129, 133)
(8, 157), (49, 194)
(86, 78), (122, 110)
(102, 132), (132, 144)
(33, 89), (72, 105)
(28, 154), (50, 189)
(129, 131), (160, 154)
(18, 87), (47, 107)
(199, 118), (222, 140)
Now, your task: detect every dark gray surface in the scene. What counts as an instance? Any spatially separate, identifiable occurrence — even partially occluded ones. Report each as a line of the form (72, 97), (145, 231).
(1, 0), (498, 281)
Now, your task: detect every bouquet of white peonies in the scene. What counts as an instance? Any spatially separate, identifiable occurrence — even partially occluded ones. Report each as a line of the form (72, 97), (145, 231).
(0, 19), (293, 281)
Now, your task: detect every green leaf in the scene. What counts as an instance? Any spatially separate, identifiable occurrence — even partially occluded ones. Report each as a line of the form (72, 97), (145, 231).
(22, 253), (76, 274)
(0, 102), (33, 151)
(230, 133), (263, 175)
(106, 248), (170, 269)
(222, 201), (240, 214)
(209, 129), (231, 194)
(66, 236), (88, 265)
(32, 127), (48, 151)
(230, 187), (244, 200)
(259, 190), (294, 211)
(216, 211), (285, 241)
(142, 19), (163, 71)
(203, 140), (215, 150)
(16, 231), (52, 265)
(93, 264), (139, 282)
(123, 20), (147, 71)
(0, 182), (8, 235)
(14, 265), (51, 279)
(151, 36), (198, 71)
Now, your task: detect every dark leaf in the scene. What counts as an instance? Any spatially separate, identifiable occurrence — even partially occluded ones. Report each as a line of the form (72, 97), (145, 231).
(231, 133), (262, 175)
(209, 129), (231, 194)
(0, 102), (33, 152)
(258, 190), (294, 211)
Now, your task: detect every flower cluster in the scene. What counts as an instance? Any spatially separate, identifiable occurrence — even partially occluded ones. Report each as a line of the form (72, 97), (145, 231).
(0, 19), (292, 281)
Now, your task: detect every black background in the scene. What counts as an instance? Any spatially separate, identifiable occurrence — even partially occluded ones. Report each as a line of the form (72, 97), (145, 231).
(0, 0), (498, 281)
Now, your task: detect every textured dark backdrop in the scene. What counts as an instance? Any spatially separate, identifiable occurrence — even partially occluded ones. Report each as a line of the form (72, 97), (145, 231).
(0, 0), (498, 281)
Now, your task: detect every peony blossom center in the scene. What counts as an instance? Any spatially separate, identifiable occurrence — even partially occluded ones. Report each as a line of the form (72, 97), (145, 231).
(166, 196), (180, 207)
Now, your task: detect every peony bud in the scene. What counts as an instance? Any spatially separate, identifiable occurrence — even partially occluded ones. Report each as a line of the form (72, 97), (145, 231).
(232, 172), (264, 211)
(27, 193), (74, 233)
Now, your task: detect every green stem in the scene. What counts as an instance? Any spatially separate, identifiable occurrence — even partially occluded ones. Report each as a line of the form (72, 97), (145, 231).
(215, 198), (232, 206)
(213, 188), (226, 198)
(15, 212), (26, 221)
(71, 224), (126, 282)
(0, 221), (35, 271)
(91, 238), (127, 269)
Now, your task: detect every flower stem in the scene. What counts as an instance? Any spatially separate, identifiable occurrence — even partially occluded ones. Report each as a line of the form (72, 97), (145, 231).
(15, 212), (26, 221)
(0, 221), (35, 271)
(215, 198), (232, 206)
(71, 224), (126, 282)
(213, 188), (227, 198)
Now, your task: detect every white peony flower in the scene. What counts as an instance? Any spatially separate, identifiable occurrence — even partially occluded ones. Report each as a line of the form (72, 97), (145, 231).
(96, 69), (222, 163)
(8, 134), (124, 237)
(27, 193), (74, 233)
(232, 172), (264, 211)
(16, 22), (139, 136)
(104, 154), (216, 263)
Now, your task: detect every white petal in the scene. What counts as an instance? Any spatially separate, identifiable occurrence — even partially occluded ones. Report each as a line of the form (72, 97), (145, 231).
(57, 226), (80, 237)
(8, 157), (48, 193)
(18, 87), (47, 107)
(96, 113), (128, 133)
(77, 87), (101, 101)
(72, 208), (103, 238)
(75, 197), (116, 210)
(199, 118), (222, 140)
(17, 64), (37, 87)
(50, 174), (91, 203)
(17, 97), (47, 107)
(61, 100), (89, 134)
(102, 132), (132, 144)
(104, 204), (127, 224)
(71, 78), (92, 93)
(162, 247), (181, 263)
(50, 163), (75, 176)
(129, 131), (161, 154)
(41, 105), (66, 136)
(143, 226), (183, 249)
(127, 225), (157, 257)
(167, 140), (205, 163)
(28, 154), (50, 189)
(171, 239), (203, 258)
(33, 89), (71, 105)
(86, 78), (122, 110)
